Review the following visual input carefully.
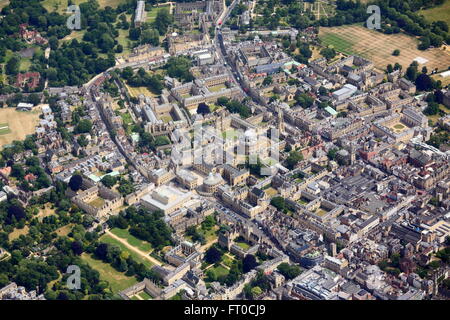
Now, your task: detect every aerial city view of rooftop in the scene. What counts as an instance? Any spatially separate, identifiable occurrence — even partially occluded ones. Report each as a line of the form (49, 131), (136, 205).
(0, 0), (449, 304)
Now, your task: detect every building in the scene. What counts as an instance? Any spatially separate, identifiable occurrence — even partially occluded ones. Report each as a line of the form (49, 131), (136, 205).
(332, 84), (358, 102)
(141, 185), (193, 215)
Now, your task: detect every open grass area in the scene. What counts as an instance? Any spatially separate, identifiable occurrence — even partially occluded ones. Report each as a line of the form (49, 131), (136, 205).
(0, 123), (11, 135)
(54, 224), (74, 237)
(265, 187), (278, 197)
(125, 84), (158, 98)
(89, 197), (105, 208)
(208, 84), (227, 92)
(206, 264), (229, 281)
(221, 254), (235, 268)
(235, 240), (251, 250)
(138, 291), (153, 300)
(120, 111), (134, 125)
(81, 253), (138, 294)
(117, 28), (135, 56)
(110, 228), (153, 253)
(160, 115), (173, 123)
(222, 128), (240, 140)
(147, 5), (170, 23)
(0, 108), (42, 149)
(42, 0), (125, 13)
(419, 0), (450, 25)
(315, 207), (329, 217)
(99, 234), (154, 268)
(319, 24), (450, 72)
(36, 204), (57, 222)
(8, 226), (30, 241)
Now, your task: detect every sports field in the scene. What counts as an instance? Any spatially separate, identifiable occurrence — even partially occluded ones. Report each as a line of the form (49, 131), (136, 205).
(419, 0), (450, 25)
(319, 24), (450, 72)
(0, 108), (42, 149)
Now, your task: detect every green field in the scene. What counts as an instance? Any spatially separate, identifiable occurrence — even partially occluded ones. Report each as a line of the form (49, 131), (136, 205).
(99, 234), (154, 268)
(89, 197), (105, 208)
(42, 0), (126, 13)
(110, 228), (153, 252)
(147, 5), (170, 23)
(320, 33), (355, 55)
(0, 123), (11, 135)
(419, 0), (450, 25)
(81, 253), (138, 294)
(138, 291), (153, 300)
(235, 240), (251, 250)
(206, 265), (229, 281)
(120, 112), (134, 125)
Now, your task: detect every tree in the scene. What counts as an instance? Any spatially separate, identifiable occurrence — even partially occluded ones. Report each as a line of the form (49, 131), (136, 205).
(270, 196), (286, 211)
(251, 286), (263, 297)
(71, 241), (84, 255)
(277, 262), (302, 280)
(154, 8), (172, 35)
(415, 73), (433, 91)
(320, 47), (336, 61)
(68, 174), (83, 192)
(204, 246), (222, 264)
(197, 103), (211, 115)
(141, 28), (160, 46)
(286, 151), (303, 169)
(262, 76), (273, 86)
(6, 56), (20, 75)
(392, 49), (400, 56)
(75, 119), (92, 134)
(243, 255), (258, 273)
(101, 175), (117, 188)
(95, 243), (109, 261)
(386, 64), (394, 73)
(7, 205), (26, 224)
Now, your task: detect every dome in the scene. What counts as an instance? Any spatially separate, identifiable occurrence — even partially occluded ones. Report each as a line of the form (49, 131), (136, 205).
(204, 173), (223, 186)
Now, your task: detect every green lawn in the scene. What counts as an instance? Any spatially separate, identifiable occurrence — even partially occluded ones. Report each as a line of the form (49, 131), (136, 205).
(0, 123), (11, 135)
(221, 254), (234, 268)
(89, 197), (105, 208)
(419, 0), (450, 25)
(207, 265), (229, 280)
(99, 234), (154, 268)
(235, 240), (251, 251)
(110, 228), (153, 252)
(138, 291), (153, 300)
(81, 253), (138, 294)
(121, 112), (134, 125)
(320, 33), (355, 55)
(147, 5), (170, 23)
